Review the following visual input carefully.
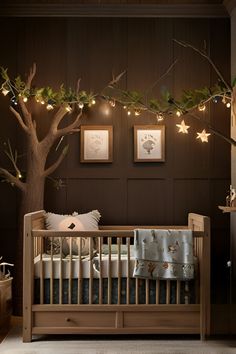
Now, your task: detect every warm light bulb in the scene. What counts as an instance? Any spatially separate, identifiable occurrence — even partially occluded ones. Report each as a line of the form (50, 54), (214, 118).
(92, 99), (96, 105)
(2, 88), (9, 96)
(23, 96), (28, 103)
(17, 172), (22, 179)
(123, 105), (127, 110)
(198, 104), (206, 112)
(176, 110), (181, 117)
(41, 100), (45, 105)
(78, 102), (84, 109)
(46, 103), (54, 110)
(109, 99), (116, 107)
(134, 109), (141, 116)
(226, 102), (231, 108)
(156, 113), (164, 122)
(127, 110), (131, 116)
(65, 104), (72, 112)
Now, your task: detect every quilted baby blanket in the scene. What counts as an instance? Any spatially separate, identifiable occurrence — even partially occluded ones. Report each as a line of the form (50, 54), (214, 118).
(133, 229), (194, 280)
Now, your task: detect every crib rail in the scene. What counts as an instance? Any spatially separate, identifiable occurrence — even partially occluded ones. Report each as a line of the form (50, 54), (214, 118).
(31, 229), (204, 306)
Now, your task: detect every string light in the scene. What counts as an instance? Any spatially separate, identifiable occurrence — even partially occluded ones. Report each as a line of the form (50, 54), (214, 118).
(176, 120), (190, 134)
(65, 104), (72, 113)
(2, 87), (10, 96)
(92, 99), (96, 105)
(196, 129), (211, 143)
(134, 109), (141, 116)
(226, 102), (231, 108)
(109, 99), (116, 107)
(156, 113), (164, 122)
(123, 105), (127, 110)
(40, 100), (45, 105)
(198, 103), (206, 112)
(11, 97), (17, 106)
(46, 103), (54, 111)
(23, 96), (28, 103)
(78, 102), (84, 109)
(212, 97), (218, 103)
(176, 110), (181, 117)
(127, 110), (131, 116)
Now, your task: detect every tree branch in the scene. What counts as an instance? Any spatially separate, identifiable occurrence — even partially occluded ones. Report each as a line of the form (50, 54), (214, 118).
(25, 63), (36, 90)
(43, 145), (69, 177)
(56, 111), (82, 137)
(145, 58), (178, 98)
(9, 106), (29, 133)
(50, 104), (68, 132)
(188, 112), (236, 146)
(0, 168), (26, 192)
(173, 39), (232, 92)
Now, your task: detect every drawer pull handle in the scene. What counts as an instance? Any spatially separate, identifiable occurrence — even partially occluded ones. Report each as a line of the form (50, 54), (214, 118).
(65, 318), (71, 322)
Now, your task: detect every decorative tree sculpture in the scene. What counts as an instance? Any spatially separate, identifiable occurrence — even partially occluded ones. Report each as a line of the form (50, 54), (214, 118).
(0, 64), (96, 218)
(0, 64), (97, 312)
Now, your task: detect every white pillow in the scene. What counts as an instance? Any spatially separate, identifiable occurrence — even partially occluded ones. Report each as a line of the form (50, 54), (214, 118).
(45, 210), (101, 256)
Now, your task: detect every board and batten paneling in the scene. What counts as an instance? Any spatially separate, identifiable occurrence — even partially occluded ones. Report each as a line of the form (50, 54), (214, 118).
(0, 17), (230, 333)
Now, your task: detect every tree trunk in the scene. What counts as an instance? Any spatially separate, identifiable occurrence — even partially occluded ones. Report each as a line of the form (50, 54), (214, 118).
(13, 141), (47, 315)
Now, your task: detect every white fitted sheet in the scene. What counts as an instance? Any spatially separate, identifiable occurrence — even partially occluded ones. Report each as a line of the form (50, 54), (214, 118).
(34, 253), (135, 279)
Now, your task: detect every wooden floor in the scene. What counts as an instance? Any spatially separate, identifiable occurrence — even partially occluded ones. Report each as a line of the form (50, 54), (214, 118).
(0, 316), (22, 343)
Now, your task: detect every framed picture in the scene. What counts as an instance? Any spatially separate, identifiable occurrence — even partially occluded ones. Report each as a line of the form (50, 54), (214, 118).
(134, 125), (165, 162)
(80, 125), (113, 163)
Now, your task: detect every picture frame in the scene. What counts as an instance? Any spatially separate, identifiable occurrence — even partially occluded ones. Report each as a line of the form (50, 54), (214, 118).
(80, 125), (113, 163)
(134, 125), (165, 162)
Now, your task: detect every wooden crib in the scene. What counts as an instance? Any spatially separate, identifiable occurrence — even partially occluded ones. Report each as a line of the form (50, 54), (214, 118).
(23, 210), (210, 342)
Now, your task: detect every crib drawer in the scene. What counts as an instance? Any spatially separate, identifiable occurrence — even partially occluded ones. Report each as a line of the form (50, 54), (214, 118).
(124, 310), (200, 332)
(33, 311), (116, 328)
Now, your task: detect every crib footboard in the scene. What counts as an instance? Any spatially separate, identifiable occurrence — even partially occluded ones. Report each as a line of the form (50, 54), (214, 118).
(23, 211), (210, 342)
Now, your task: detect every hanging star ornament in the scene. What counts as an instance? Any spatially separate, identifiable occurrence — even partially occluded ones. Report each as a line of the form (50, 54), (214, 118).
(176, 120), (190, 134)
(196, 129), (211, 143)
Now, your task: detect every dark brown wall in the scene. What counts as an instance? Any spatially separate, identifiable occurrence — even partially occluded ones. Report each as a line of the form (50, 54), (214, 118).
(0, 17), (230, 329)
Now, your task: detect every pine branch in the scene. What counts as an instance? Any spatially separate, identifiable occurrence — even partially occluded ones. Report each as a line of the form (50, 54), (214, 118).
(0, 168), (26, 192)
(43, 145), (69, 177)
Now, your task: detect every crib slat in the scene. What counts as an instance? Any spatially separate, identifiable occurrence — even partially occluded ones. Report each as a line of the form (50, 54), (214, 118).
(126, 237), (130, 305)
(59, 238), (63, 305)
(78, 237), (82, 304)
(108, 237), (112, 305)
(68, 238), (72, 305)
(146, 279), (149, 304)
(135, 278), (138, 305)
(117, 237), (121, 305)
(50, 238), (54, 305)
(39, 241), (43, 304)
(166, 280), (170, 304)
(99, 237), (102, 304)
(177, 280), (180, 304)
(89, 237), (93, 305)
(156, 280), (159, 304)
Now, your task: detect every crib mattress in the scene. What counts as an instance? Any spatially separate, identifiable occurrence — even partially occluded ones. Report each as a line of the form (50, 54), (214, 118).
(34, 253), (136, 279)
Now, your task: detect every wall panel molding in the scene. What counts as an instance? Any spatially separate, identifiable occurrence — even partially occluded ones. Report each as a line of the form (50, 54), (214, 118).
(0, 3), (228, 18)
